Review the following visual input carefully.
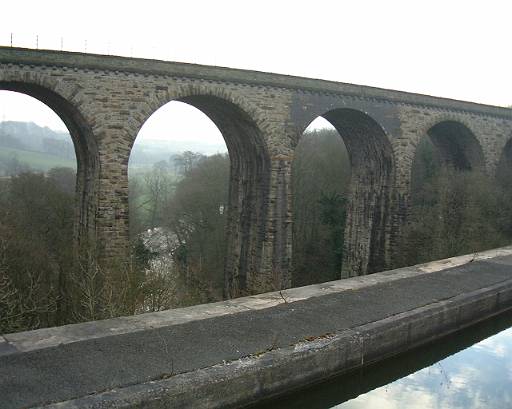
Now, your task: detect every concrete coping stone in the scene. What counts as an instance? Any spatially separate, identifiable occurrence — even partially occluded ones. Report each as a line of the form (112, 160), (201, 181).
(36, 277), (512, 409)
(3, 245), (512, 355)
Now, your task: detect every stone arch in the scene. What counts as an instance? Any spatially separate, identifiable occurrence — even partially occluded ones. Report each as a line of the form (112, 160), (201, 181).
(130, 84), (271, 149)
(412, 117), (486, 173)
(0, 76), (99, 255)
(394, 116), (490, 269)
(128, 85), (272, 298)
(294, 108), (394, 277)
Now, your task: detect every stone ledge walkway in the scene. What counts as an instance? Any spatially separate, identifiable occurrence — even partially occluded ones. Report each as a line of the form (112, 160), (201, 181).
(1, 247), (512, 408)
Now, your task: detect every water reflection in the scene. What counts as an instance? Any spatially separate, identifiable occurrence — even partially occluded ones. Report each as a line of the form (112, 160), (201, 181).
(258, 313), (512, 409)
(337, 325), (512, 408)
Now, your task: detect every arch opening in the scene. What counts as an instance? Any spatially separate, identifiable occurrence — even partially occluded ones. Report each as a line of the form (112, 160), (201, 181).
(399, 121), (508, 266)
(0, 90), (83, 332)
(292, 118), (350, 286)
(128, 96), (270, 311)
(178, 96), (271, 298)
(0, 82), (99, 252)
(427, 121), (485, 171)
(292, 108), (393, 284)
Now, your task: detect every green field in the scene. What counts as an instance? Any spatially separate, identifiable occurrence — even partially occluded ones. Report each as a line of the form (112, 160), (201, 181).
(0, 147), (76, 172)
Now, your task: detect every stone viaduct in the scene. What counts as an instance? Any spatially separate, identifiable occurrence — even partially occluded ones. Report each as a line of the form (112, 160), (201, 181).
(1, 47), (511, 298)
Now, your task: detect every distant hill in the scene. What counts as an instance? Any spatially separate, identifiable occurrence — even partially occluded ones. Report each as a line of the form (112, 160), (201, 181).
(0, 121), (75, 158)
(0, 121), (72, 152)
(130, 138), (227, 166)
(0, 121), (228, 175)
(0, 121), (75, 175)
(0, 146), (76, 174)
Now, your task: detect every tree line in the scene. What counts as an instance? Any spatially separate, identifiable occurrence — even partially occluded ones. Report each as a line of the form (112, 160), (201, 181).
(0, 151), (230, 332)
(397, 137), (512, 265)
(1, 129), (511, 333)
(0, 168), (75, 332)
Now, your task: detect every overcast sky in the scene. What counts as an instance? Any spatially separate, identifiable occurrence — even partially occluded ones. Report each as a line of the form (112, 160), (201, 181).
(0, 0), (510, 145)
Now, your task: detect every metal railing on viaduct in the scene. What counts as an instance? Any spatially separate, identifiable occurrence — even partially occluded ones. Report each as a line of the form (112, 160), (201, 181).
(1, 46), (511, 298)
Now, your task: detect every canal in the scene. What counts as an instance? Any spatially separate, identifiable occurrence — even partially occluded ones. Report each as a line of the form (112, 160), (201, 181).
(255, 311), (512, 409)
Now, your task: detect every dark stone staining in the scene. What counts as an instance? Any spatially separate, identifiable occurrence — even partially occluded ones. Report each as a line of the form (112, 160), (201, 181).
(322, 109), (394, 277)
(179, 95), (271, 298)
(497, 138), (512, 181)
(272, 158), (291, 288)
(289, 92), (401, 139)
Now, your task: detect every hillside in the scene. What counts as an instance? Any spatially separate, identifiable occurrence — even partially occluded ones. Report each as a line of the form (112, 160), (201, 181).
(0, 121), (227, 175)
(0, 121), (72, 152)
(0, 121), (76, 175)
(0, 146), (76, 173)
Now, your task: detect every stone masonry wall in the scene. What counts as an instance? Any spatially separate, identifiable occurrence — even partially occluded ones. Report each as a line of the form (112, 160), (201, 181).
(0, 47), (511, 297)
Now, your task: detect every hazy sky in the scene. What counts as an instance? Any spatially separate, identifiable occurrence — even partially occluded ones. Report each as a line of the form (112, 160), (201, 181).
(0, 0), (510, 144)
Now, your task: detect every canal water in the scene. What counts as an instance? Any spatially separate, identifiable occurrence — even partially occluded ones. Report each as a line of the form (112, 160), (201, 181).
(257, 312), (512, 409)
